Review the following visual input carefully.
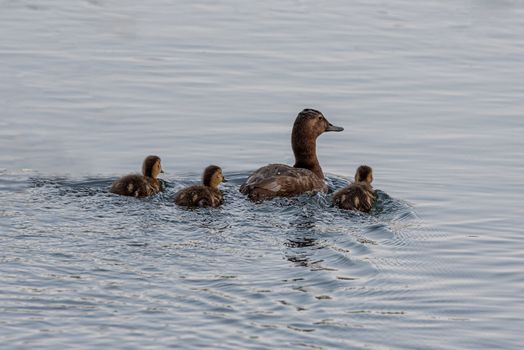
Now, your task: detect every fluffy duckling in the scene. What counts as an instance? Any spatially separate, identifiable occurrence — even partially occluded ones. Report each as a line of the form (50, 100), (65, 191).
(175, 165), (227, 208)
(110, 155), (164, 197)
(332, 165), (375, 213)
(240, 109), (343, 201)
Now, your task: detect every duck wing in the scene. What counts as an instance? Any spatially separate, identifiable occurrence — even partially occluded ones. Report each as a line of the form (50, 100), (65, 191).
(240, 164), (326, 201)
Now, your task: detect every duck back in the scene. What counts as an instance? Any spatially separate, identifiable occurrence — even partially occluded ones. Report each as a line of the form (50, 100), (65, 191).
(239, 164), (326, 201)
(332, 182), (375, 212)
(110, 174), (161, 197)
(175, 185), (223, 208)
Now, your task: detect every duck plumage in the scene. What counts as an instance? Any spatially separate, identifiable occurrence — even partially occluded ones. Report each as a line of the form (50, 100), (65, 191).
(174, 185), (223, 207)
(239, 164), (326, 201)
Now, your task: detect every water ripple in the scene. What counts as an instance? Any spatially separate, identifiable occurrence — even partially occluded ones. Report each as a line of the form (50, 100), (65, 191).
(0, 170), (441, 349)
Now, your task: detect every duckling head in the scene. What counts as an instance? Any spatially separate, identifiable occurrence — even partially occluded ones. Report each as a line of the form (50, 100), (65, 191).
(142, 155), (163, 179)
(203, 165), (226, 188)
(292, 109), (344, 140)
(355, 165), (373, 184)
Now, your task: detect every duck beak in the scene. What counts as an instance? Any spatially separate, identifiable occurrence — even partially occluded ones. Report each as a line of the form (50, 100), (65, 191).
(222, 177), (228, 183)
(160, 169), (165, 174)
(326, 122), (344, 132)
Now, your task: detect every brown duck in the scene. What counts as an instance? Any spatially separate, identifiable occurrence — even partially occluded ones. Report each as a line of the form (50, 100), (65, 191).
(239, 109), (343, 201)
(332, 165), (375, 212)
(174, 165), (226, 208)
(110, 155), (164, 197)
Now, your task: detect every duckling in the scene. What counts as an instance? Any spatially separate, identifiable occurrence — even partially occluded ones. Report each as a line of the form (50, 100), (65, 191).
(110, 155), (164, 197)
(332, 165), (375, 212)
(175, 165), (227, 208)
(240, 109), (343, 201)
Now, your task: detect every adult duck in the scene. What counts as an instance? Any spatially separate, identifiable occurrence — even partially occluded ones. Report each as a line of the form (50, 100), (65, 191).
(110, 155), (164, 197)
(240, 109), (343, 201)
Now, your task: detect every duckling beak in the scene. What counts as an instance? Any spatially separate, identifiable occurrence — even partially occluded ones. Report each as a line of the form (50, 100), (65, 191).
(222, 177), (228, 183)
(160, 169), (165, 174)
(326, 122), (344, 132)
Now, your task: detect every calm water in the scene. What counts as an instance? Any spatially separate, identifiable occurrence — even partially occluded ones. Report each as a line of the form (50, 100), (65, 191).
(1, 0), (524, 349)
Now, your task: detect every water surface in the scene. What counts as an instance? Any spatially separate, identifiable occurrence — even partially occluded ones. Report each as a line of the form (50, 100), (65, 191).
(1, 0), (523, 349)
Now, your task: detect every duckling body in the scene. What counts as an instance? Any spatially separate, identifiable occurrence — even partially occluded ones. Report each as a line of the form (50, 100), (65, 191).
(333, 165), (375, 213)
(240, 109), (343, 201)
(175, 165), (226, 208)
(110, 155), (164, 197)
(332, 182), (374, 212)
(174, 185), (223, 207)
(110, 174), (161, 197)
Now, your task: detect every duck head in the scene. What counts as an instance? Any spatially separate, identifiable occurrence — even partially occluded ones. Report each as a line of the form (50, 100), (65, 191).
(292, 109), (344, 139)
(203, 165), (227, 188)
(142, 155), (163, 179)
(291, 109), (343, 179)
(355, 165), (373, 184)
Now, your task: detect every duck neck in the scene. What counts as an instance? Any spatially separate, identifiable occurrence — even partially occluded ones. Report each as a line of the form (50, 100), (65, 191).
(205, 182), (218, 190)
(148, 176), (158, 186)
(205, 177), (220, 190)
(292, 130), (324, 179)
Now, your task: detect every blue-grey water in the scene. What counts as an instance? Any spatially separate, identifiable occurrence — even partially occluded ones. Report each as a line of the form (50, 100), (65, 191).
(1, 1), (523, 349)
